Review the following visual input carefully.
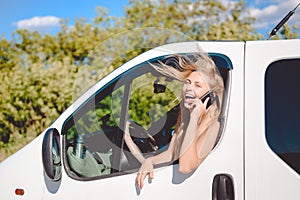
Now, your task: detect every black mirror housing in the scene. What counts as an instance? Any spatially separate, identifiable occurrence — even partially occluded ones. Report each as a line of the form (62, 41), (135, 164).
(42, 128), (62, 181)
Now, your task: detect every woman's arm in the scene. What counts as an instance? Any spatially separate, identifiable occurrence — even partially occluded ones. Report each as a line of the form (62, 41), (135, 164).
(179, 122), (219, 173)
(178, 120), (219, 174)
(136, 133), (177, 189)
(147, 134), (177, 165)
(178, 98), (220, 174)
(124, 121), (145, 163)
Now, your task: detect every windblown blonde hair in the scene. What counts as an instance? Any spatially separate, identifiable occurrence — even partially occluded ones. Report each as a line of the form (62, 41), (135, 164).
(151, 52), (224, 159)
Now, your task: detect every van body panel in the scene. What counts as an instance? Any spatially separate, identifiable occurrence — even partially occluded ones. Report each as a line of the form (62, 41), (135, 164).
(0, 133), (44, 199)
(41, 41), (245, 199)
(245, 39), (300, 199)
(0, 40), (299, 199)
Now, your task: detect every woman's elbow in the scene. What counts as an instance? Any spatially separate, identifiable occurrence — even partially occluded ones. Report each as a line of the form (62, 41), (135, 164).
(178, 159), (204, 174)
(178, 165), (194, 174)
(178, 162), (199, 174)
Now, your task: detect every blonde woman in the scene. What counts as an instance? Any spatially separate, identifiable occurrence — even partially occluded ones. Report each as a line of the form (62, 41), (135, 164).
(125, 52), (224, 189)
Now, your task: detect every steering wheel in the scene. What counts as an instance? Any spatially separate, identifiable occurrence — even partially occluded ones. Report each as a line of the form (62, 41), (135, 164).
(128, 119), (158, 153)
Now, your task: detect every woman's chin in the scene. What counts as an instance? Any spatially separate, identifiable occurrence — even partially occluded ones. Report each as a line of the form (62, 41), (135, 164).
(183, 102), (193, 110)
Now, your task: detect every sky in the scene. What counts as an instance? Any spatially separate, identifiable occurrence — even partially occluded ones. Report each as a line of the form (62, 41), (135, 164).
(1, 0), (300, 40)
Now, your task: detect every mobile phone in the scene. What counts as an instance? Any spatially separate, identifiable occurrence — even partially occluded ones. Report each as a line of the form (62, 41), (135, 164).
(200, 90), (214, 109)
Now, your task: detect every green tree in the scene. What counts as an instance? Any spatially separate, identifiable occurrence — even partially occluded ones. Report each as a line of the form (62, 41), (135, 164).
(271, 24), (299, 40)
(1, 0), (298, 162)
(123, 0), (262, 40)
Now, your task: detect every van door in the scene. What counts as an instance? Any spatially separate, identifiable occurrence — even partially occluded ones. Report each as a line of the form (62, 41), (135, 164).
(43, 41), (244, 199)
(245, 40), (300, 199)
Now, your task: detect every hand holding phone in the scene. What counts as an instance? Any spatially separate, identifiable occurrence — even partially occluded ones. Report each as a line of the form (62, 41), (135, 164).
(200, 90), (215, 109)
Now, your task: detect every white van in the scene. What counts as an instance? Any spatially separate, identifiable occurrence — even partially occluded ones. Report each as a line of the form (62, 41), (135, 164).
(0, 40), (299, 199)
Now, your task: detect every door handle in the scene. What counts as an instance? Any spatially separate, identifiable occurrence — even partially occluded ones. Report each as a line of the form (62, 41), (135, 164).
(212, 174), (235, 200)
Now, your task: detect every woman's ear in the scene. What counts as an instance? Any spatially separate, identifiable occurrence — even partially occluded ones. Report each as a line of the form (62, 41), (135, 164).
(214, 93), (220, 109)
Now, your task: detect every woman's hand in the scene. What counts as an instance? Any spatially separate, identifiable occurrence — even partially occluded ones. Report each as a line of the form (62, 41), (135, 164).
(136, 158), (154, 189)
(190, 97), (209, 119)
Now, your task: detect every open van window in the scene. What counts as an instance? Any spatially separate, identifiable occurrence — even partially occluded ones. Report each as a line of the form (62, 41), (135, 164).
(61, 53), (232, 181)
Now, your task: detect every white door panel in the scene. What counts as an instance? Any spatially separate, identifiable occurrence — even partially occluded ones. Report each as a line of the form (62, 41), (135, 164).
(245, 39), (300, 200)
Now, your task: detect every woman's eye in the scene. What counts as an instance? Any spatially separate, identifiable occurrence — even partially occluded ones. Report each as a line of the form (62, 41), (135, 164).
(184, 80), (190, 85)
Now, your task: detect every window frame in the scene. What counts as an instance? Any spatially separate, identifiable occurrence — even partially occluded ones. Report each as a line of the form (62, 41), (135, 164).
(61, 52), (233, 181)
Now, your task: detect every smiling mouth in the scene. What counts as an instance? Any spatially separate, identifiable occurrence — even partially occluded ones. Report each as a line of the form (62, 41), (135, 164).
(185, 94), (196, 100)
(184, 94), (196, 101)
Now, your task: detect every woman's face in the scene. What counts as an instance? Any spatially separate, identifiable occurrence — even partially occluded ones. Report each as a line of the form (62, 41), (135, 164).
(182, 71), (209, 110)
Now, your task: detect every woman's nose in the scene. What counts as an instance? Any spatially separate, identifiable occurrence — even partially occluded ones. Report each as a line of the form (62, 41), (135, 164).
(186, 83), (194, 91)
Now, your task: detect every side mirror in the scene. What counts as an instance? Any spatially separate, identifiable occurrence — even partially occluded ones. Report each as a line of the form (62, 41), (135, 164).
(42, 128), (62, 181)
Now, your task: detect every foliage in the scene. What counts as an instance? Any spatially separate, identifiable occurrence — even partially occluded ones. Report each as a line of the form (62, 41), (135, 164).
(271, 24), (299, 40)
(0, 0), (298, 161)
